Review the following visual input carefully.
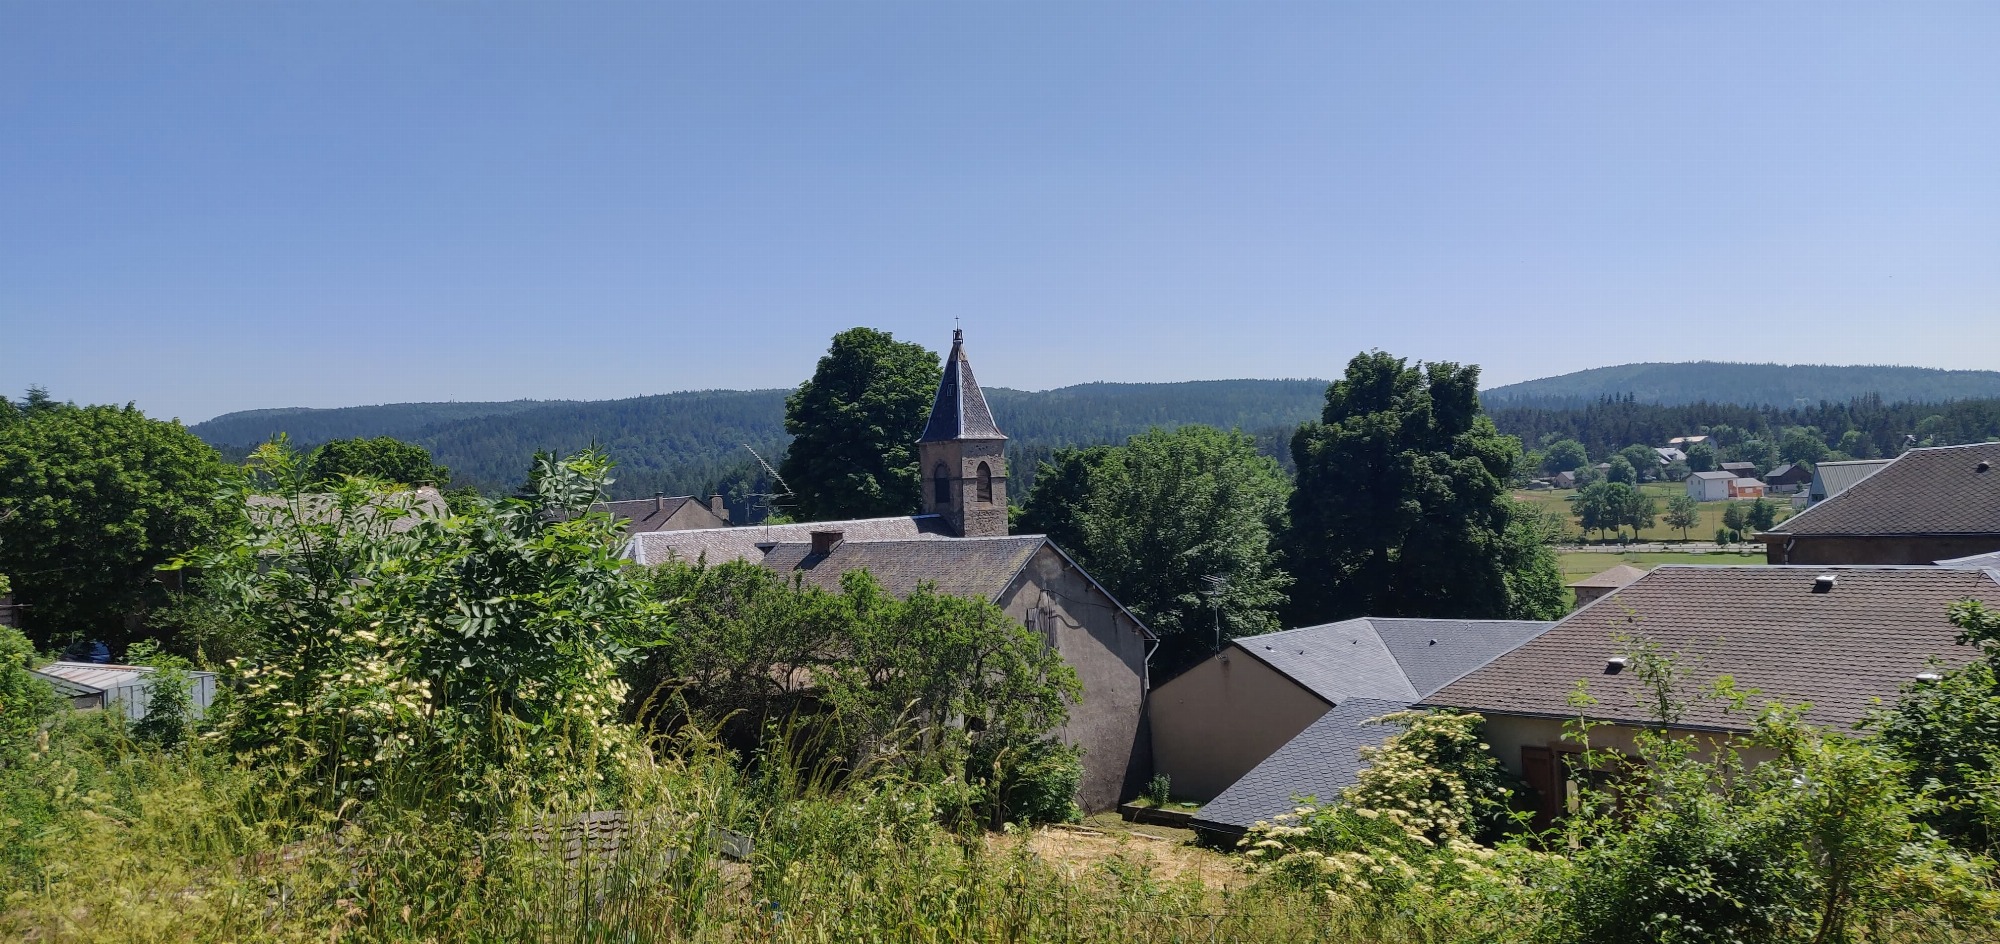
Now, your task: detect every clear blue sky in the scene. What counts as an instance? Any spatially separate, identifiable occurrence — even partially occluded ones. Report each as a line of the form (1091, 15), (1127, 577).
(5, 2), (1997, 423)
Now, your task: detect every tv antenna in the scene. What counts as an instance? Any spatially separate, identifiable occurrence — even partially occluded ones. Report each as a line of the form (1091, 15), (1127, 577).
(1201, 574), (1227, 651)
(740, 443), (796, 520)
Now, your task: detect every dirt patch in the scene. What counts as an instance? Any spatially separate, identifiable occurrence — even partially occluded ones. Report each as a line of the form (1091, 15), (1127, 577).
(989, 823), (1249, 892)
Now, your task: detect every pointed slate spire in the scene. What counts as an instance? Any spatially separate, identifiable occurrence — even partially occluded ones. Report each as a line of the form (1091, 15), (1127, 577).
(918, 328), (1007, 443)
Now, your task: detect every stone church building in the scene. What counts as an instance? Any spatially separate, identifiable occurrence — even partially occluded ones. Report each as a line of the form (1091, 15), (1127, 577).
(625, 330), (1155, 812)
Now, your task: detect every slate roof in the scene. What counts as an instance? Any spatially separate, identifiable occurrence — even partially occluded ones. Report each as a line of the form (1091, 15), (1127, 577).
(1192, 698), (1414, 832)
(1690, 470), (1735, 482)
(1720, 462), (1759, 475)
(1767, 463), (1813, 485)
(1772, 443), (2000, 536)
(1569, 563), (1648, 590)
(1937, 550), (2000, 570)
(1809, 459), (1893, 502)
(1175, 617), (1550, 835)
(918, 330), (1006, 443)
(758, 535), (1047, 601)
(624, 515), (953, 566)
(594, 496), (715, 533)
(1423, 566), (2000, 731)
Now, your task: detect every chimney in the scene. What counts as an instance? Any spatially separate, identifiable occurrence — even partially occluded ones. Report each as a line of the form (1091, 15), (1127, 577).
(809, 530), (844, 556)
(710, 492), (729, 523)
(654, 492), (665, 514)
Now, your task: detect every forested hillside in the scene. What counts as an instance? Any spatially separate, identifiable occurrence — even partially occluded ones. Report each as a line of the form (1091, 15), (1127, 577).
(1481, 362), (2000, 407)
(191, 380), (1330, 516)
(1489, 393), (2000, 461)
(191, 399), (568, 445)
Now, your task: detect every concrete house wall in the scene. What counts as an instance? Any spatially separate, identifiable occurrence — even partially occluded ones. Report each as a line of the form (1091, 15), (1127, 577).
(1147, 649), (1330, 802)
(996, 545), (1154, 812)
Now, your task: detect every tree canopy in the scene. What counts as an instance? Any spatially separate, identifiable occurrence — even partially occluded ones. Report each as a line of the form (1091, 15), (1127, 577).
(779, 328), (941, 521)
(0, 399), (226, 647)
(1283, 351), (1558, 624)
(1017, 425), (1291, 678)
(305, 436), (454, 487)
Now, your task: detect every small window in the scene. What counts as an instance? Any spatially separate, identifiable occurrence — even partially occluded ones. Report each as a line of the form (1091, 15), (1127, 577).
(976, 462), (993, 503)
(934, 463), (952, 504)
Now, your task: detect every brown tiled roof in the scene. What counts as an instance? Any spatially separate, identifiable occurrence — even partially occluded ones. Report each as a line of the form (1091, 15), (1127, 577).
(758, 536), (1046, 601)
(1772, 443), (2000, 536)
(1568, 563), (1648, 589)
(1422, 566), (1999, 731)
(593, 496), (728, 533)
(624, 515), (953, 566)
(918, 330), (1006, 443)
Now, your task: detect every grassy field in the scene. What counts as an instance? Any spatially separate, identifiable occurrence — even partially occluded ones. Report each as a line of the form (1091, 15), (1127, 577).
(1515, 480), (1795, 543)
(1557, 550), (1765, 584)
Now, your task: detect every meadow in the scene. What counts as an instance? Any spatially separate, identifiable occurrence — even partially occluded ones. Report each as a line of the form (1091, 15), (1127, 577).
(1515, 480), (1796, 544)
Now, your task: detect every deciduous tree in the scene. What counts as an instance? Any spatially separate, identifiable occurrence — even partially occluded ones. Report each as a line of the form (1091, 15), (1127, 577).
(1020, 426), (1291, 677)
(0, 400), (225, 647)
(779, 329), (941, 521)
(1664, 494), (1701, 540)
(1283, 352), (1548, 623)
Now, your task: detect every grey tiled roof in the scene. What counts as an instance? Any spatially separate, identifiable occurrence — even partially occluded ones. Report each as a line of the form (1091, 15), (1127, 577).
(918, 331), (1006, 443)
(1234, 621), (1419, 703)
(1774, 443), (2000, 536)
(1937, 550), (2000, 569)
(1231, 617), (1554, 705)
(1192, 698), (1414, 832)
(757, 536), (1046, 601)
(1690, 471), (1735, 482)
(624, 515), (953, 566)
(1423, 565), (2000, 731)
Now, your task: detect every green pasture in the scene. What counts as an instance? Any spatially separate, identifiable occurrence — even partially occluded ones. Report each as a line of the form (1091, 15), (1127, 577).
(1515, 480), (1796, 544)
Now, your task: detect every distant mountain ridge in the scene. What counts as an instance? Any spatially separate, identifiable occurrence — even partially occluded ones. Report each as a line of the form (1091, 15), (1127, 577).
(190, 380), (1331, 503)
(1480, 362), (2000, 407)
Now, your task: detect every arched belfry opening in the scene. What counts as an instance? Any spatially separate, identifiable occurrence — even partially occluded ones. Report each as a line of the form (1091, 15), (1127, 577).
(915, 328), (1009, 537)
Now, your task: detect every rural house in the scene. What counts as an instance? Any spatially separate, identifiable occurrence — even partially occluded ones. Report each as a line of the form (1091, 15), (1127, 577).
(1566, 563), (1646, 609)
(1729, 477), (1766, 499)
(1667, 435), (1709, 449)
(1758, 442), (2000, 565)
(1764, 462), (1813, 494)
(1686, 470), (1735, 501)
(1148, 617), (1552, 840)
(1719, 461), (1759, 478)
(592, 494), (730, 533)
(623, 330), (1154, 813)
(1421, 565), (2000, 829)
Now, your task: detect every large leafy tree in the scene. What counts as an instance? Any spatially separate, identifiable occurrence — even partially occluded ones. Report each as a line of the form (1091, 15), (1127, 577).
(1283, 352), (1548, 624)
(1018, 426), (1291, 678)
(1877, 600), (2000, 854)
(305, 436), (453, 487)
(0, 399), (225, 647)
(194, 442), (655, 818)
(779, 328), (941, 521)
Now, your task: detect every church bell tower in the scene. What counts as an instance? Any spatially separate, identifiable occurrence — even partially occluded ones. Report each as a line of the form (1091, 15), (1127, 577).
(917, 329), (1008, 538)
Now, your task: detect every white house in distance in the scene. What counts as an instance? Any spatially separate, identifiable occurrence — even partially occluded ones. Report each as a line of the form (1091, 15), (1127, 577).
(1687, 470), (1735, 501)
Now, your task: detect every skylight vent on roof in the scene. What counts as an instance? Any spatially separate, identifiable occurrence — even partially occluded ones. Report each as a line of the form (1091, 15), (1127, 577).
(1605, 656), (1628, 675)
(1813, 574), (1838, 593)
(1978, 460), (1992, 474)
(1916, 671), (1943, 683)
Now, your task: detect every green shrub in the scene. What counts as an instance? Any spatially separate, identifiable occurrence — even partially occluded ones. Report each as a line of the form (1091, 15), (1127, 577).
(970, 733), (1081, 827)
(1145, 772), (1172, 807)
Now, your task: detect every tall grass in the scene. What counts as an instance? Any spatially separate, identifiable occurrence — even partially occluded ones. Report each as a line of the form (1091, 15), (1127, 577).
(1, 713), (1370, 943)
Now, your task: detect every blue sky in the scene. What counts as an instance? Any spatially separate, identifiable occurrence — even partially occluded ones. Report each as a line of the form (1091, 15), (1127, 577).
(4, 2), (1998, 423)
